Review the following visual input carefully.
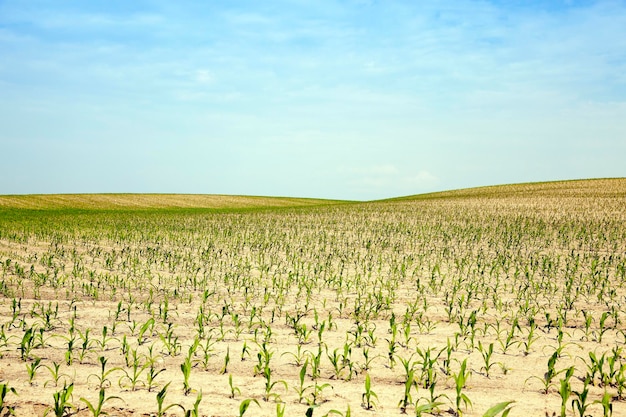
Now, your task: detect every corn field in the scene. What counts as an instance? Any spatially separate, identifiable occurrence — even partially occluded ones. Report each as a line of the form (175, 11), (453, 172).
(0, 178), (625, 416)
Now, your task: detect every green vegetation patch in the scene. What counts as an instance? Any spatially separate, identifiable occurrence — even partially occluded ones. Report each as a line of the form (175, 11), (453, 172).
(0, 193), (348, 211)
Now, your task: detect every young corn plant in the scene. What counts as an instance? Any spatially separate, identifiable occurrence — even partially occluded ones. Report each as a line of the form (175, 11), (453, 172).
(155, 382), (184, 417)
(228, 374), (241, 399)
(482, 401), (515, 417)
(326, 347), (345, 380)
(521, 319), (539, 356)
(25, 357), (42, 385)
(398, 368), (417, 413)
(571, 382), (591, 417)
(426, 381), (449, 408)
(79, 388), (123, 417)
(525, 351), (565, 394)
(361, 373), (378, 410)
(146, 364), (166, 392)
(95, 326), (118, 352)
(184, 391), (202, 417)
(238, 398), (260, 417)
(497, 319), (520, 354)
(478, 342), (497, 378)
(261, 365), (288, 402)
(307, 345), (324, 380)
(180, 355), (193, 395)
(453, 359), (472, 416)
(220, 345), (230, 375)
(414, 398), (445, 417)
(0, 383), (17, 416)
(294, 360), (312, 403)
(558, 367), (575, 417)
(308, 380), (332, 406)
(386, 336), (399, 369)
(594, 311), (611, 343)
(593, 391), (613, 417)
(283, 344), (307, 367)
(18, 326), (36, 361)
(416, 347), (441, 389)
(197, 335), (216, 370)
(44, 361), (70, 388)
(88, 356), (121, 390)
(442, 338), (454, 376)
(582, 350), (607, 387)
(77, 328), (96, 363)
(359, 339), (377, 366)
(138, 317), (155, 345)
(118, 349), (147, 391)
(45, 383), (75, 417)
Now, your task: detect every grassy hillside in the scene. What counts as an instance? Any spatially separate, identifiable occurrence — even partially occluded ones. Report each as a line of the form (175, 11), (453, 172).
(0, 178), (623, 211)
(380, 177), (626, 201)
(0, 193), (347, 210)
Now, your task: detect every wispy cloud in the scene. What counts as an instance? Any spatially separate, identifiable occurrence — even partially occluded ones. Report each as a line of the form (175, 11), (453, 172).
(344, 164), (441, 199)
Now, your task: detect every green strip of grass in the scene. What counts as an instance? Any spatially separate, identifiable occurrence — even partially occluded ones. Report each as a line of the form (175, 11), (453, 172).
(0, 194), (350, 211)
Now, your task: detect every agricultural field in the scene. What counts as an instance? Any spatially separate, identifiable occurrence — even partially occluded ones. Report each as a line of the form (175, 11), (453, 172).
(0, 178), (625, 417)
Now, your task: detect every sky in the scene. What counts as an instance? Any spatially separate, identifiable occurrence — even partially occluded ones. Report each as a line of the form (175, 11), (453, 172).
(1, 0), (625, 200)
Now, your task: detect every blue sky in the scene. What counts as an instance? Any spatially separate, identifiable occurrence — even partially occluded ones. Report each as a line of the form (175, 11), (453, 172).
(1, 0), (625, 200)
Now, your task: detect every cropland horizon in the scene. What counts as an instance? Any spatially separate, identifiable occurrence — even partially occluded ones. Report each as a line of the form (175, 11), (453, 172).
(1, 177), (622, 210)
(0, 177), (625, 417)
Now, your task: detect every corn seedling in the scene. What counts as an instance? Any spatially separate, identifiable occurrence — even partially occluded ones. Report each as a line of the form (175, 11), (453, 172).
(262, 365), (288, 402)
(118, 349), (147, 391)
(0, 383), (17, 415)
(525, 351), (565, 394)
(571, 382), (591, 417)
(361, 373), (378, 410)
(184, 391), (203, 417)
(25, 357), (42, 385)
(154, 383), (184, 417)
(79, 388), (123, 417)
(180, 355), (193, 395)
(238, 398), (259, 417)
(146, 364), (166, 392)
(558, 367), (575, 417)
(453, 359), (472, 416)
(324, 405), (351, 417)
(45, 383), (75, 417)
(88, 356), (121, 390)
(482, 401), (514, 417)
(414, 398), (445, 417)
(521, 318), (539, 355)
(220, 345), (230, 374)
(228, 374), (241, 399)
(282, 344), (307, 367)
(398, 368), (417, 413)
(308, 380), (332, 406)
(18, 326), (36, 361)
(44, 361), (70, 388)
(294, 360), (312, 403)
(95, 326), (118, 352)
(478, 342), (497, 377)
(593, 391), (613, 417)
(497, 319), (520, 354)
(276, 402), (286, 417)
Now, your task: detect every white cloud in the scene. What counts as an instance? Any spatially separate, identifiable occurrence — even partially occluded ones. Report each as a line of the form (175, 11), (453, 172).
(346, 165), (440, 199)
(404, 170), (440, 188)
(370, 164), (399, 175)
(195, 70), (213, 84)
